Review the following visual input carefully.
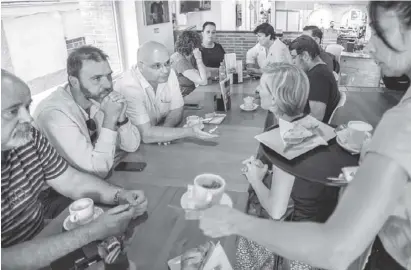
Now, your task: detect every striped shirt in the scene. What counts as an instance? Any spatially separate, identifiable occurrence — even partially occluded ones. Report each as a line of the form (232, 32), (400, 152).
(1, 127), (68, 247)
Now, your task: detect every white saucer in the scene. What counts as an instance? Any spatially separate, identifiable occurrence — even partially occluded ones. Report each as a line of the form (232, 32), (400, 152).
(240, 103), (258, 111)
(63, 207), (104, 231)
(336, 132), (371, 154)
(180, 192), (233, 209)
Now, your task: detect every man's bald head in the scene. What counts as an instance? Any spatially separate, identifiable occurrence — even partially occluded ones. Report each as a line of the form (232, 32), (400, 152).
(137, 41), (169, 63)
(1, 69), (33, 150)
(137, 41), (171, 84)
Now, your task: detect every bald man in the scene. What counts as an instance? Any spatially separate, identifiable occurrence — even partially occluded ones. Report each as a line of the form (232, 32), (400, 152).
(1, 69), (147, 269)
(115, 41), (217, 144)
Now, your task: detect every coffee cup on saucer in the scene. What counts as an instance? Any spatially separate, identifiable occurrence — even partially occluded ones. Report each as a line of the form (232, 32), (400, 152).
(347, 121), (373, 149)
(193, 174), (226, 207)
(69, 198), (95, 225)
(243, 96), (255, 109)
(186, 115), (201, 127)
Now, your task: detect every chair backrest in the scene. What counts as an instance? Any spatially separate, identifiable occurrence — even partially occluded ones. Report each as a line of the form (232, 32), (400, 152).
(326, 44), (345, 63)
(328, 91), (347, 124)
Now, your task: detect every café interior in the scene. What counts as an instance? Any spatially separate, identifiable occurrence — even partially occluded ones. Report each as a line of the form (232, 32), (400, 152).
(1, 1), (410, 270)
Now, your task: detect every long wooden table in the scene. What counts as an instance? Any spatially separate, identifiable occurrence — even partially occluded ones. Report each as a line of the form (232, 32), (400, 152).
(37, 82), (404, 270)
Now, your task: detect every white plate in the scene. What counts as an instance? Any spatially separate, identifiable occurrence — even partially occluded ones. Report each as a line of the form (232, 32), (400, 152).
(180, 192), (233, 209)
(336, 131), (371, 154)
(63, 207), (104, 231)
(240, 103), (258, 111)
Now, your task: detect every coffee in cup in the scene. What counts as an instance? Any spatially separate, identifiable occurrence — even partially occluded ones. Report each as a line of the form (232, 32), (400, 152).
(69, 198), (94, 225)
(193, 174), (226, 206)
(347, 121), (373, 149)
(243, 96), (255, 109)
(186, 115), (201, 127)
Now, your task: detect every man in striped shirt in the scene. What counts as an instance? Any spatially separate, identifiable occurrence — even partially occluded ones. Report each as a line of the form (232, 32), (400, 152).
(1, 69), (148, 269)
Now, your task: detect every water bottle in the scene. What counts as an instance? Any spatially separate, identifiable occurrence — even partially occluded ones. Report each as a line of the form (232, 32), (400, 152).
(219, 61), (226, 81)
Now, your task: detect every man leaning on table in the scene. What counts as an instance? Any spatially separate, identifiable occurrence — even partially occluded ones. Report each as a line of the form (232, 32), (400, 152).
(1, 69), (147, 270)
(246, 22), (292, 76)
(114, 41), (217, 144)
(34, 46), (140, 179)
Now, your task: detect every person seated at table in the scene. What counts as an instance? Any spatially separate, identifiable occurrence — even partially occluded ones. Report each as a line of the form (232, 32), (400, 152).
(170, 31), (208, 97)
(34, 46), (140, 179)
(115, 41), (217, 144)
(1, 69), (148, 270)
(289, 35), (340, 123)
(302, 25), (334, 72)
(199, 2), (411, 270)
(246, 23), (292, 77)
(200, 21), (226, 78)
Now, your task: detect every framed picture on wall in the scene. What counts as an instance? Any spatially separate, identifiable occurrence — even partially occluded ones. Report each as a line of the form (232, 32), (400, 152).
(143, 1), (170, 25)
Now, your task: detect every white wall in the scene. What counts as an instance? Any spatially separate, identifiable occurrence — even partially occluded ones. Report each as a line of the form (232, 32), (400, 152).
(134, 1), (175, 53)
(118, 1), (139, 69)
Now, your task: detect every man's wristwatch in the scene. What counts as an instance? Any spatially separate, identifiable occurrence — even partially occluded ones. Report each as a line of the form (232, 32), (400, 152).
(117, 117), (129, 127)
(113, 189), (123, 205)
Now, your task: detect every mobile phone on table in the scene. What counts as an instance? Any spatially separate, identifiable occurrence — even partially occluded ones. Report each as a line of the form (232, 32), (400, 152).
(114, 162), (147, 172)
(184, 103), (202, 110)
(50, 242), (100, 270)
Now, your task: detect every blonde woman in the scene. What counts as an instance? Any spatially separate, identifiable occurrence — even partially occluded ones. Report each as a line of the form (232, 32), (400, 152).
(237, 63), (315, 270)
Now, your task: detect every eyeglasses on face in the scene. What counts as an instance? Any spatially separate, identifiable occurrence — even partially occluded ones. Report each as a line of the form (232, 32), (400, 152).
(140, 60), (171, 70)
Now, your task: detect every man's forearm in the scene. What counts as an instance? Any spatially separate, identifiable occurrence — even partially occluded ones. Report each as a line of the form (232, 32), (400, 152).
(141, 126), (193, 144)
(249, 179), (271, 214)
(2, 224), (100, 270)
(49, 166), (119, 205)
(236, 216), (339, 270)
(163, 110), (184, 128)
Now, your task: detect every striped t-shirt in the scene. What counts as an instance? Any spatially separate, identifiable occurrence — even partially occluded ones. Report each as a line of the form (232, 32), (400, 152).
(1, 127), (68, 247)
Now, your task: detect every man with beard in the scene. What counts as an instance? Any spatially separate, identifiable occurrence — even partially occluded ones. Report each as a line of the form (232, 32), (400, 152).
(34, 46), (140, 179)
(1, 69), (147, 269)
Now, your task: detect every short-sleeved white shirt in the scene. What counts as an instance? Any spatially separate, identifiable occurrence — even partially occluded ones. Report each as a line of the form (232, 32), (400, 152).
(246, 39), (292, 69)
(114, 67), (184, 126)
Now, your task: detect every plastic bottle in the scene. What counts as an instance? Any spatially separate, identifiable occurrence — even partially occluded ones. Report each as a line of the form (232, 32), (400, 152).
(219, 61), (226, 81)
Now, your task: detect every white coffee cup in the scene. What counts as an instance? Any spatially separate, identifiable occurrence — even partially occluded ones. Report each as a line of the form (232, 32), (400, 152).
(243, 96), (255, 109)
(193, 174), (226, 206)
(69, 198), (94, 225)
(186, 115), (201, 127)
(347, 121), (373, 148)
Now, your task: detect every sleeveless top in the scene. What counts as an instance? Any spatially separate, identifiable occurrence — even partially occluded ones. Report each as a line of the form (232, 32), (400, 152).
(365, 87), (411, 269)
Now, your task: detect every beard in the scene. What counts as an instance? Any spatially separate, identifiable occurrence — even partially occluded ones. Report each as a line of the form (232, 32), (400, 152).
(79, 80), (112, 103)
(6, 123), (33, 149)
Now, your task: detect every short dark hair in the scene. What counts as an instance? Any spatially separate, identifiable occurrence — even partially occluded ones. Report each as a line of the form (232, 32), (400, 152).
(175, 31), (202, 56)
(202, 21), (216, 31)
(303, 25), (323, 43)
(253, 23), (276, 40)
(289, 35), (320, 59)
(369, 1), (411, 52)
(67, 46), (109, 79)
